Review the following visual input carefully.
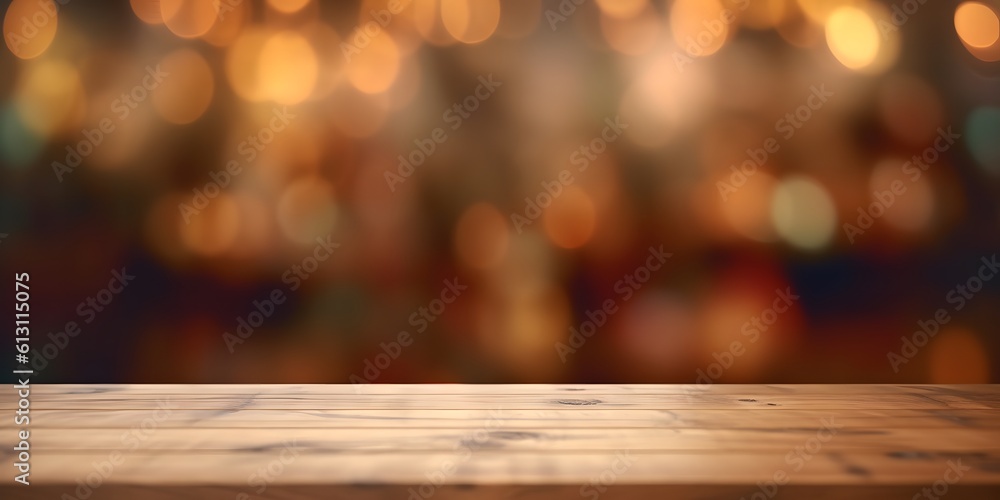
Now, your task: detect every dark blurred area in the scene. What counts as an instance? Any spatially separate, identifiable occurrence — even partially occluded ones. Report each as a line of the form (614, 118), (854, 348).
(1, 0), (999, 383)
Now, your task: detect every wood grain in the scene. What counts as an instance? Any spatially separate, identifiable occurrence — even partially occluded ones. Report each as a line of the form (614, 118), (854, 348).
(2, 384), (999, 499)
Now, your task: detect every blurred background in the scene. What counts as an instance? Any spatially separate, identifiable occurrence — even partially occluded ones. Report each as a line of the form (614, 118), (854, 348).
(1, 0), (999, 384)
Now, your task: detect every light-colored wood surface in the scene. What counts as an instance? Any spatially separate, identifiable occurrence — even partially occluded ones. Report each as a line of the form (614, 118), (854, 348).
(2, 385), (1000, 499)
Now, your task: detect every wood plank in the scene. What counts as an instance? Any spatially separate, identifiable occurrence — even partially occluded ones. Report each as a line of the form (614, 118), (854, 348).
(9, 383), (997, 397)
(22, 427), (1000, 452)
(4, 485), (1000, 500)
(5, 450), (1000, 485)
(7, 408), (1000, 429)
(3, 450), (1000, 485)
(6, 393), (976, 410)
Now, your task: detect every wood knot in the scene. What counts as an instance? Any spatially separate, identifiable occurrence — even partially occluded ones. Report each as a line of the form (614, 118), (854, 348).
(554, 399), (602, 406)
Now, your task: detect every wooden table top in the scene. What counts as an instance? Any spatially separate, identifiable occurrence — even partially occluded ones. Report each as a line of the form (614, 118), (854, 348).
(2, 384), (1000, 499)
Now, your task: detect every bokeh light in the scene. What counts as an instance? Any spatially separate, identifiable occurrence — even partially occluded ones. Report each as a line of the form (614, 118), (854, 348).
(258, 31), (319, 104)
(670, 0), (730, 58)
(179, 192), (241, 256)
(345, 30), (401, 94)
(14, 59), (84, 137)
(154, 49), (215, 125)
(601, 3), (661, 56)
(160, 0), (219, 39)
(966, 107), (1000, 174)
(776, 3), (824, 48)
(3, 0), (58, 59)
(954, 2), (1000, 49)
(410, 0), (458, 46)
(130, 0), (163, 25)
(543, 186), (597, 249)
(267, 0), (312, 15)
(597, 0), (648, 20)
(226, 27), (272, 102)
(797, 0), (861, 24)
(825, 6), (879, 70)
(619, 54), (711, 147)
(202, 0), (249, 46)
(0, 105), (42, 168)
(771, 176), (837, 250)
(441, 0), (500, 44)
